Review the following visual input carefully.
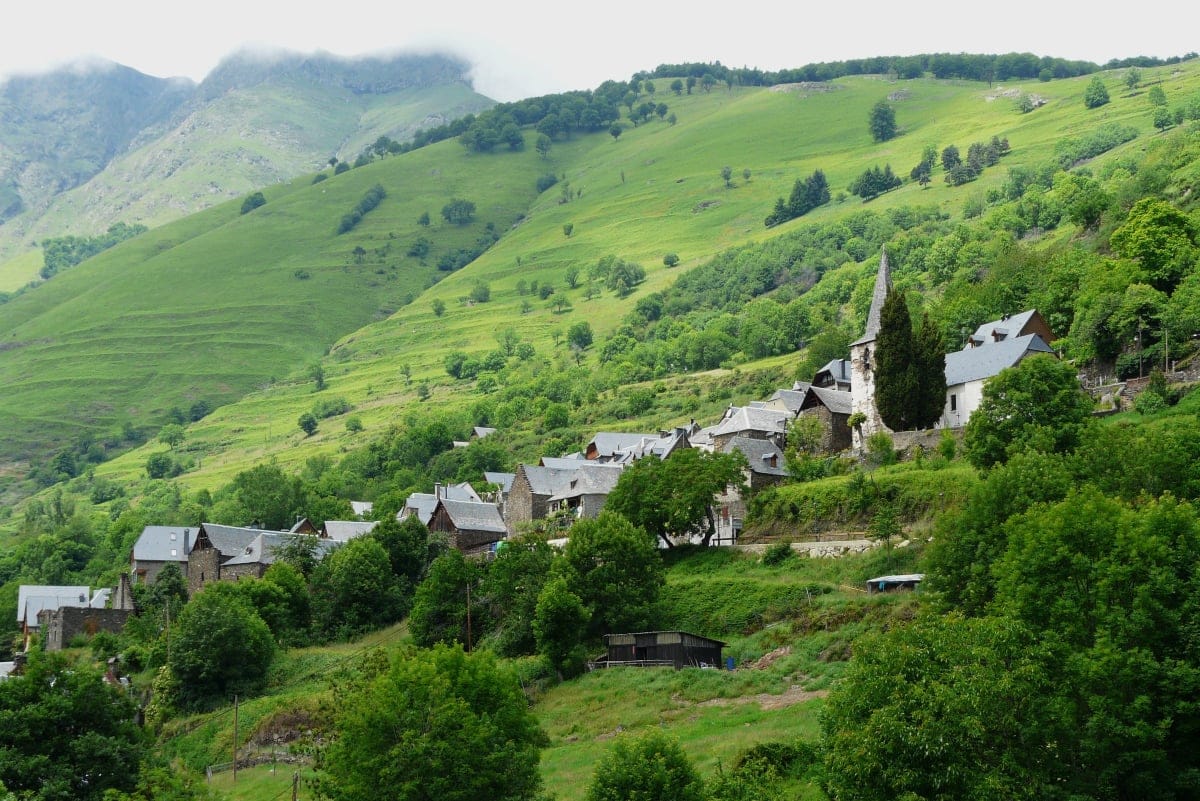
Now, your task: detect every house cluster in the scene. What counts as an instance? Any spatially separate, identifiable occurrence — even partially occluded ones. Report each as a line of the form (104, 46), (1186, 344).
(811, 250), (1060, 449)
(9, 580), (136, 660)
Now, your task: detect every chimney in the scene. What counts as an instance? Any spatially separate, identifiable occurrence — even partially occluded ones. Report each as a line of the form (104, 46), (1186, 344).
(435, 482), (444, 500)
(183, 528), (190, 553)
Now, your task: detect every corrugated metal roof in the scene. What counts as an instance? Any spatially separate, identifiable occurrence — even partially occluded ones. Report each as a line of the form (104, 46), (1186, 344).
(944, 334), (1055, 386)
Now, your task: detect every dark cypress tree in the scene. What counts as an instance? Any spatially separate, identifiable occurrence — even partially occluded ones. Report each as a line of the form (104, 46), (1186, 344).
(874, 288), (918, 430)
(914, 312), (948, 428)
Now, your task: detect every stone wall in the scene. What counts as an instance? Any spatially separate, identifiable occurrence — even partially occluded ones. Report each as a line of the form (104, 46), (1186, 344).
(187, 548), (222, 595)
(38, 607), (132, 651)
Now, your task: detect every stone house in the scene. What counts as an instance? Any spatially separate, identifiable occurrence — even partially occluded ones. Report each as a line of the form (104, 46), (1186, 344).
(400, 482), (482, 526)
(813, 358), (853, 391)
(16, 585), (113, 649)
(798, 386), (854, 452)
(130, 525), (195, 584)
(427, 498), (508, 556)
(709, 405), (791, 451)
(964, 310), (1055, 349)
(711, 437), (790, 546)
(189, 527), (339, 590)
(546, 465), (624, 521)
(505, 465), (587, 533)
(38, 606), (131, 651)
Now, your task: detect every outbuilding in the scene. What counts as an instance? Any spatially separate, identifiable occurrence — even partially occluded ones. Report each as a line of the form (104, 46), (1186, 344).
(598, 631), (726, 670)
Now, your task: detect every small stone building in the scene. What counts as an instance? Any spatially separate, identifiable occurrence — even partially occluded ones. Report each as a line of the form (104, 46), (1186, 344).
(38, 607), (132, 651)
(546, 465), (624, 521)
(428, 498), (508, 556)
(798, 386), (853, 452)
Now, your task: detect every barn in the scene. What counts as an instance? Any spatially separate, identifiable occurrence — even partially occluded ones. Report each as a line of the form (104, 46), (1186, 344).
(598, 631), (726, 670)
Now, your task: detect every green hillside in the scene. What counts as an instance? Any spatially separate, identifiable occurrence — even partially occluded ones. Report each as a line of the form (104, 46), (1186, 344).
(50, 60), (1198, 496)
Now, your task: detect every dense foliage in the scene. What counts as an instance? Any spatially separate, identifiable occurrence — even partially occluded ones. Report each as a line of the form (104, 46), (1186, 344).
(39, 221), (147, 279)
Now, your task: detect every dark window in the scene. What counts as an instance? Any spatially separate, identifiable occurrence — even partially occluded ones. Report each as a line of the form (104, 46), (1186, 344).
(950, 394), (957, 411)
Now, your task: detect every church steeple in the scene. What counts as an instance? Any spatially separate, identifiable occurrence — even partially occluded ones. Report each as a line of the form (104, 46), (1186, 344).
(848, 249), (893, 449)
(852, 248), (891, 347)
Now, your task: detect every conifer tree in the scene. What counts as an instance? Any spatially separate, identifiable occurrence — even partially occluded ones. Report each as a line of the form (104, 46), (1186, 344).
(874, 288), (918, 430)
(914, 312), (948, 428)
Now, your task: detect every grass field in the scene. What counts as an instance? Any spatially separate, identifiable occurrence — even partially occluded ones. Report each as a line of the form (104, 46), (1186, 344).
(3, 61), (1199, 507)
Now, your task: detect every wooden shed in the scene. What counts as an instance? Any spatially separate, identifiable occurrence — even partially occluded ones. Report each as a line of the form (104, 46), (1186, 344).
(599, 631), (726, 670)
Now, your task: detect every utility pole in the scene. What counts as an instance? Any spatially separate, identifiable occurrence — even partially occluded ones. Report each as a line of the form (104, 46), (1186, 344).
(465, 583), (472, 653)
(292, 771), (300, 801)
(232, 695), (239, 784)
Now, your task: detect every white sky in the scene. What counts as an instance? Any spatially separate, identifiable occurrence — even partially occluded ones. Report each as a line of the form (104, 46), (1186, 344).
(2, 0), (1196, 101)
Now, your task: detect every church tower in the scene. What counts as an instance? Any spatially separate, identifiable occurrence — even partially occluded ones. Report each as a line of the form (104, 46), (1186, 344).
(849, 249), (892, 449)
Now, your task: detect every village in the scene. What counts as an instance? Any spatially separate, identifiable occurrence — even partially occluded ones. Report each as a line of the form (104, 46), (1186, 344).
(7, 252), (1074, 667)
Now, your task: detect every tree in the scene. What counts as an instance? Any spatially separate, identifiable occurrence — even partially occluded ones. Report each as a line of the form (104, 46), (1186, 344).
(1148, 84), (1168, 106)
(1084, 76), (1110, 108)
(560, 512), (662, 637)
(298, 412), (318, 437)
(868, 100), (897, 142)
(743, 167), (751, 183)
(721, 165), (733, 187)
(670, 78), (684, 95)
(432, 298), (446, 317)
(663, 252), (679, 267)
(567, 321), (593, 350)
(157, 423), (184, 449)
(168, 584), (275, 710)
(609, 124), (623, 141)
(231, 463), (308, 530)
(309, 362), (326, 390)
(417, 211), (431, 226)
(563, 222), (574, 238)
(873, 288), (920, 430)
(317, 645), (546, 801)
(0, 651), (144, 799)
(312, 537), (406, 637)
(145, 451), (175, 479)
(962, 353), (1093, 468)
(1110, 197), (1200, 292)
(480, 536), (555, 655)
(441, 198), (476, 225)
(535, 133), (552, 158)
(914, 312), (948, 427)
(533, 577), (589, 678)
(585, 731), (705, 801)
(564, 264), (580, 287)
(1154, 105), (1174, 132)
(605, 448), (747, 547)
(941, 144), (961, 172)
(409, 549), (486, 648)
(822, 615), (1077, 801)
(240, 191), (266, 214)
(1125, 67), (1142, 92)
(686, 76), (697, 94)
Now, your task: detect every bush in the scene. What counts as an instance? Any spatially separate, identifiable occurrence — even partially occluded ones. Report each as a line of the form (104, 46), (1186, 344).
(536, 173), (559, 192)
(240, 191), (266, 214)
(865, 432), (897, 466)
(761, 541), (794, 566)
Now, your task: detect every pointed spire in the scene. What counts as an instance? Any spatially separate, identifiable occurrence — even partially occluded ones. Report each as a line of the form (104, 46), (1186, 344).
(851, 248), (892, 346)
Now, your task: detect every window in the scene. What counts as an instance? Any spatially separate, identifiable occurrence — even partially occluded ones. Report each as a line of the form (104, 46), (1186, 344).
(950, 393), (957, 412)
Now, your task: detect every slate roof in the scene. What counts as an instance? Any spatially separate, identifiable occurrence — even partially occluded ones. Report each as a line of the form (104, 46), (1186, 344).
(548, 466), (624, 502)
(401, 483), (482, 525)
(711, 406), (790, 438)
(437, 499), (507, 534)
(610, 429), (690, 464)
(484, 471), (516, 493)
(221, 533), (339, 568)
(350, 501), (374, 517)
(198, 523), (273, 557)
(967, 310), (1043, 347)
(801, 386), (854, 415)
(767, 388), (810, 413)
(132, 526), (195, 563)
(721, 436), (789, 477)
(851, 249), (892, 347)
(587, 432), (657, 459)
(472, 426), (497, 439)
(323, 520), (379, 541)
(17, 585), (89, 627)
(518, 465), (591, 496)
(944, 334), (1055, 387)
(813, 358), (852, 388)
(540, 456), (590, 469)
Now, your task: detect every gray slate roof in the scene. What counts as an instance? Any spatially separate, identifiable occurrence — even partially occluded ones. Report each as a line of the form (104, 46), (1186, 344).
(851, 249), (892, 347)
(548, 466), (625, 502)
(484, 471), (516, 493)
(721, 436), (788, 477)
(768, 388), (810, 413)
(814, 358), (853, 387)
(132, 525), (196, 563)
(967, 310), (1041, 347)
(199, 523), (277, 557)
(437, 499), (507, 534)
(473, 426), (497, 439)
(611, 429), (690, 464)
(350, 501), (374, 517)
(944, 333), (1055, 387)
(587, 432), (657, 459)
(540, 456), (589, 469)
(711, 406), (790, 438)
(323, 520), (379, 541)
(221, 533), (340, 567)
(17, 585), (90, 627)
(801, 386), (854, 415)
(518, 465), (592, 496)
(402, 483), (483, 525)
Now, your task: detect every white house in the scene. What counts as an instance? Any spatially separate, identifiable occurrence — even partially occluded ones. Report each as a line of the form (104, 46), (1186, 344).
(941, 333), (1056, 429)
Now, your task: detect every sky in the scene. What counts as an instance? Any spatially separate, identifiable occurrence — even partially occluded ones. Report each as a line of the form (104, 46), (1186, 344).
(3, 0), (1196, 101)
